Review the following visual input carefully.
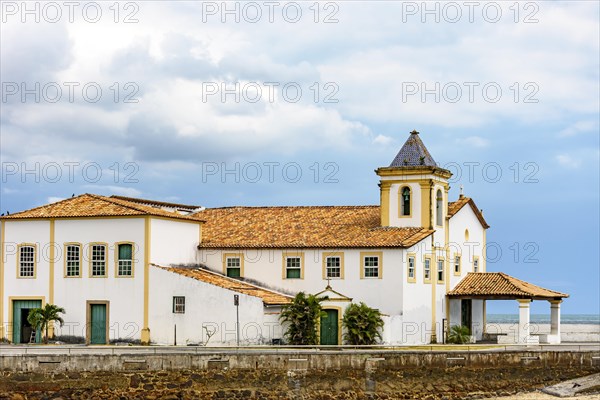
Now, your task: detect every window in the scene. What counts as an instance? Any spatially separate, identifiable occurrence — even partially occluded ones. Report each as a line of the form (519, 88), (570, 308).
(91, 244), (107, 277)
(454, 255), (461, 275)
(65, 244), (81, 277)
(473, 257), (480, 273)
(424, 257), (431, 281)
(364, 256), (379, 278)
(437, 259), (444, 282)
(407, 255), (416, 282)
(323, 252), (344, 279)
(18, 245), (35, 277)
(326, 256), (341, 278)
(436, 189), (443, 226)
(173, 296), (185, 313)
(226, 257), (241, 278)
(400, 186), (411, 216)
(285, 256), (301, 279)
(360, 252), (382, 279)
(117, 243), (133, 276)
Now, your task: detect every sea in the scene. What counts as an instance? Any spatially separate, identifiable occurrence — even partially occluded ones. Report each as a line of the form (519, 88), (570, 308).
(487, 314), (600, 324)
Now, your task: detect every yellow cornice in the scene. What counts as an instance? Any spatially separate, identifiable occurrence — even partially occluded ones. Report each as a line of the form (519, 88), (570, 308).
(376, 166), (452, 179)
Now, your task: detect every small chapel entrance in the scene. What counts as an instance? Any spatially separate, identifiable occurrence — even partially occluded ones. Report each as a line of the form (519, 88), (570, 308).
(314, 284), (351, 346)
(320, 309), (339, 345)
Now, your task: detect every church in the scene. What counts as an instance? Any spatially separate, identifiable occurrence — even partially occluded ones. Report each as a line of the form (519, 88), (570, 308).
(0, 131), (568, 346)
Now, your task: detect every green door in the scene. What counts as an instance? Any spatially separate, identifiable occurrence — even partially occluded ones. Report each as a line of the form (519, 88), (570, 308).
(12, 300), (42, 344)
(320, 309), (339, 345)
(90, 304), (107, 344)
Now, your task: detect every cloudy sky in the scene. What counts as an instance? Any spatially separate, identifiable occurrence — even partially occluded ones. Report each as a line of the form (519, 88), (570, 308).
(1, 1), (598, 314)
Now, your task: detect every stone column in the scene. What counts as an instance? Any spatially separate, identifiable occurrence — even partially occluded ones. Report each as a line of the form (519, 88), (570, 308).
(517, 299), (531, 344)
(550, 300), (562, 344)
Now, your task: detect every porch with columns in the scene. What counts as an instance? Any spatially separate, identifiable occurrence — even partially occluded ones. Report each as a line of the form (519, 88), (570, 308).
(447, 272), (569, 345)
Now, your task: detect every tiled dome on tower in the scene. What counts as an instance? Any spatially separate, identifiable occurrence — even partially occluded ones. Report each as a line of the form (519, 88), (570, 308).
(389, 130), (437, 167)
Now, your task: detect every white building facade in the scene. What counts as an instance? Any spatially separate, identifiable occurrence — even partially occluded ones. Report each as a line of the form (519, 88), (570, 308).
(0, 131), (566, 346)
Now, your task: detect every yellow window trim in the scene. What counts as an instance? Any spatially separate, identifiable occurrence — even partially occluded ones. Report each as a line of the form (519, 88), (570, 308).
(407, 252), (417, 283)
(397, 185), (412, 218)
(453, 253), (462, 276)
(223, 252), (244, 278)
(282, 251), (304, 280)
(63, 242), (83, 278)
(435, 189), (444, 227)
(322, 251), (344, 280)
(114, 241), (136, 278)
(473, 255), (480, 273)
(89, 242), (109, 278)
(360, 251), (383, 279)
(16, 243), (37, 279)
(423, 255), (432, 283)
(436, 256), (445, 284)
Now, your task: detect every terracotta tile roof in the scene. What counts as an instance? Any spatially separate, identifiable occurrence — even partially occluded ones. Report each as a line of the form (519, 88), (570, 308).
(153, 264), (292, 305)
(198, 206), (434, 249)
(447, 272), (569, 300)
(447, 196), (490, 229)
(0, 193), (205, 222)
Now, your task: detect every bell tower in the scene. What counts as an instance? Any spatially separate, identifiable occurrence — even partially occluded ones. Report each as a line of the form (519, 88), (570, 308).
(375, 130), (452, 229)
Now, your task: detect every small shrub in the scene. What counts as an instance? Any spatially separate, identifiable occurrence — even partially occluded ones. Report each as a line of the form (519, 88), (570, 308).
(53, 335), (85, 344)
(279, 292), (326, 345)
(447, 325), (471, 344)
(110, 338), (142, 345)
(342, 302), (384, 345)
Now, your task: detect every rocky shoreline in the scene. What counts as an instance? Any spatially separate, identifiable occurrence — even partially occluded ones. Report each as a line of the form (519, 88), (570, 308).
(1, 366), (598, 399)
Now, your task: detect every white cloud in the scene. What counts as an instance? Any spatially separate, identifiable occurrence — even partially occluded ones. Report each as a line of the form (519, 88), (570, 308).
(558, 120), (597, 137)
(556, 154), (581, 169)
(82, 185), (142, 197)
(373, 135), (393, 146)
(47, 197), (66, 204)
(456, 136), (490, 148)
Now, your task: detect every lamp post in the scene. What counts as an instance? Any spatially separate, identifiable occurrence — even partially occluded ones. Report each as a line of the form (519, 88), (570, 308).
(234, 294), (240, 346)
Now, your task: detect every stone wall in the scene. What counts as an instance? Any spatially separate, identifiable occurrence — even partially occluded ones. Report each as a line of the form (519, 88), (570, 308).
(1, 350), (598, 399)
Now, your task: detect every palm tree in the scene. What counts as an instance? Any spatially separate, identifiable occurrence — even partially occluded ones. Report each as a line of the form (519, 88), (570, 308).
(447, 325), (471, 344)
(342, 302), (384, 345)
(279, 292), (326, 345)
(27, 304), (65, 344)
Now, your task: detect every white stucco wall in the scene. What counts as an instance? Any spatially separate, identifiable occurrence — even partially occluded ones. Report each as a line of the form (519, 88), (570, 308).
(448, 203), (486, 279)
(199, 248), (411, 318)
(3, 220), (51, 301)
(200, 243), (451, 345)
(148, 266), (282, 345)
(2, 217), (147, 342)
(149, 218), (200, 266)
(52, 218), (146, 341)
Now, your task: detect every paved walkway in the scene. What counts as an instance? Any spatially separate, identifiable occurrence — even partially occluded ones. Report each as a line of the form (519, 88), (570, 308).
(1, 342), (599, 356)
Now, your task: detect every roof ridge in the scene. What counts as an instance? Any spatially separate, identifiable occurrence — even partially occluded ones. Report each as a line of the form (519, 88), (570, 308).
(205, 205), (380, 210)
(110, 195), (200, 209)
(504, 273), (566, 296)
(3, 193), (82, 217)
(87, 193), (149, 215)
